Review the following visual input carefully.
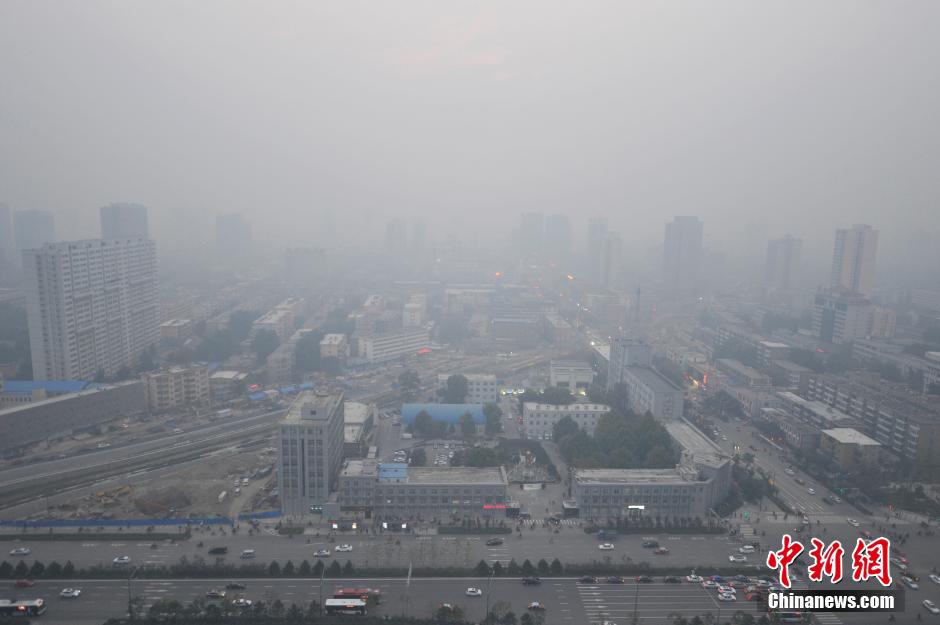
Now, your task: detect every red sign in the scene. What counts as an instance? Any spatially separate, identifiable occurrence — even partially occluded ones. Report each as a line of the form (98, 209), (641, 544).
(482, 504), (506, 509)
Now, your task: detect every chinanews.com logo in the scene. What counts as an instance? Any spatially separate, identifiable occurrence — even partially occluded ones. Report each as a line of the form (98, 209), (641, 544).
(763, 533), (903, 613)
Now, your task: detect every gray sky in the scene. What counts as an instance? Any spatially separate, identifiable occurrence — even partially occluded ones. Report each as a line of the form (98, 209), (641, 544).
(1, 1), (938, 280)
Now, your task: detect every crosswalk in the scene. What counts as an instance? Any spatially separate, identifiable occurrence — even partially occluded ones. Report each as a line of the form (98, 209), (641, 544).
(789, 575), (843, 625)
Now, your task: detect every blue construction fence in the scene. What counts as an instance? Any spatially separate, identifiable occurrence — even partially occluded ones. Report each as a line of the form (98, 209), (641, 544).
(237, 510), (282, 521)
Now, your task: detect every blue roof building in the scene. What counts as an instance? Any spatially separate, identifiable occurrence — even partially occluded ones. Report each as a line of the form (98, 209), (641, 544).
(401, 403), (485, 425)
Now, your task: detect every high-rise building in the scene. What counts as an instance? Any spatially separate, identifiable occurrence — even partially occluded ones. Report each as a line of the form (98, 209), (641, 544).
(543, 213), (571, 264)
(277, 391), (346, 516)
(14, 209), (56, 260)
(519, 212), (544, 257)
(812, 291), (872, 345)
(100, 203), (149, 239)
(830, 224), (878, 296)
(765, 235), (802, 293)
(0, 203), (13, 270)
(23, 238), (159, 380)
(601, 232), (623, 290)
(662, 216), (703, 292)
(214, 214), (252, 260)
(607, 338), (652, 392)
(586, 217), (608, 283)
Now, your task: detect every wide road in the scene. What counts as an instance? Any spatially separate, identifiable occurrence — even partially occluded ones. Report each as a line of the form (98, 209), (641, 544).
(15, 574), (921, 625)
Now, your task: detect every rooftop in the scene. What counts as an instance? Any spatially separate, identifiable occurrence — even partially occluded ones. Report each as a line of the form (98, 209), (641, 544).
(777, 391), (853, 424)
(664, 421), (730, 469)
(524, 402), (610, 412)
(406, 466), (506, 485)
(759, 341), (790, 349)
(624, 366), (682, 393)
(550, 360), (592, 370)
(575, 468), (696, 486)
(210, 370), (247, 381)
(1, 380), (99, 394)
(772, 360), (813, 373)
(822, 428), (881, 447)
(320, 333), (346, 344)
(283, 390), (344, 424)
(344, 401), (374, 424)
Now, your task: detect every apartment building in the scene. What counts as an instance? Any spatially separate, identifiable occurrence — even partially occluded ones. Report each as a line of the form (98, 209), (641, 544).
(522, 402), (611, 440)
(141, 365), (210, 413)
(319, 333), (349, 360)
(436, 373), (499, 404)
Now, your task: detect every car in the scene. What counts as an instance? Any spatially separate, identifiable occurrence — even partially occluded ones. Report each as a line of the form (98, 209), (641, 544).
(739, 545), (756, 554)
(59, 588), (81, 598)
(225, 583), (247, 590)
(206, 589), (227, 599)
(925, 600), (940, 615)
(607, 576), (624, 584)
(663, 576), (681, 584)
(232, 598), (253, 608)
(313, 549), (331, 557)
(794, 477), (805, 485)
(465, 587), (483, 597)
(641, 540), (659, 548)
(598, 543), (615, 550)
(718, 593), (736, 602)
(755, 579), (771, 588)
(701, 580), (719, 589)
(112, 556), (131, 565)
(653, 547), (670, 555)
(902, 576), (919, 590)
(208, 546), (228, 555)
(240, 549), (256, 559)
(930, 574), (940, 585)
(718, 585), (736, 595)
(686, 574), (703, 583)
(635, 575), (653, 583)
(527, 602), (546, 611)
(522, 577), (541, 585)
(9, 547), (31, 556)
(846, 518), (860, 527)
(807, 488), (816, 495)
(579, 576), (598, 584)
(14, 579), (36, 588)
(729, 554), (747, 563)
(821, 496), (835, 505)
(335, 544), (354, 552)
(486, 538), (504, 546)
(745, 592), (764, 601)
(733, 575), (751, 583)
(832, 496), (842, 503)
(784, 468), (795, 476)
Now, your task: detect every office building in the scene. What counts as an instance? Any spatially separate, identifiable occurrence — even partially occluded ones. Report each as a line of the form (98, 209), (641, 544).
(522, 402), (611, 440)
(436, 373), (499, 405)
(338, 461), (509, 519)
(769, 360), (813, 392)
(830, 224), (878, 296)
(607, 338), (652, 392)
(278, 391), (346, 516)
(267, 328), (314, 382)
(812, 291), (872, 344)
(215, 214), (252, 259)
(662, 216), (703, 293)
(14, 209), (55, 260)
(618, 366), (685, 420)
(869, 307), (897, 339)
(549, 360), (594, 391)
(715, 359), (771, 388)
(819, 428), (881, 471)
(0, 380), (145, 451)
(141, 365), (210, 413)
(100, 203), (149, 239)
(357, 327), (429, 364)
(765, 235), (802, 293)
(23, 238), (159, 381)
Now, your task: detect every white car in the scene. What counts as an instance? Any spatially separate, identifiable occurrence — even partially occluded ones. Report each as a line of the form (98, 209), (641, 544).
(717, 592), (736, 602)
(335, 544), (354, 552)
(313, 549), (331, 557)
(60, 588), (81, 598)
(233, 598), (253, 608)
(9, 547), (31, 556)
(925, 599), (940, 614)
(240, 549), (256, 560)
(930, 574), (940, 585)
(465, 587), (483, 597)
(807, 488), (816, 495)
(902, 576), (919, 590)
(739, 545), (756, 554)
(717, 585), (736, 595)
(112, 555), (131, 565)
(686, 574), (703, 583)
(701, 580), (718, 589)
(729, 554), (747, 563)
(846, 518), (860, 527)
(598, 543), (615, 550)
(784, 468), (795, 476)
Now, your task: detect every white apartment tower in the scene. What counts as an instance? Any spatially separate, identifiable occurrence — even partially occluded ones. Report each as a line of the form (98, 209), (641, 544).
(830, 224), (878, 296)
(23, 238), (159, 380)
(278, 391), (346, 516)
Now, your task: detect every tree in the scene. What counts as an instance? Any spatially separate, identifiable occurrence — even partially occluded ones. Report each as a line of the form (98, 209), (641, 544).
(342, 560), (355, 575)
(520, 613), (535, 625)
(268, 560), (281, 576)
(312, 560), (325, 576)
(399, 369), (420, 402)
(444, 374), (469, 403)
(413, 410), (435, 438)
(540, 386), (574, 405)
(552, 416), (579, 442)
(282, 560), (295, 575)
(13, 561), (27, 578)
(475, 560), (491, 576)
(507, 559), (521, 575)
(252, 329), (281, 363)
(298, 560), (312, 576)
(536, 559), (550, 574)
(484, 402), (504, 435)
(549, 558), (563, 574)
(410, 447), (427, 466)
(62, 561), (75, 577)
(436, 604), (465, 623)
(492, 561), (504, 576)
(327, 560), (342, 576)
(28, 561), (44, 578)
(521, 559), (535, 575)
(503, 611), (518, 625)
(460, 412), (478, 439)
(0, 562), (11, 578)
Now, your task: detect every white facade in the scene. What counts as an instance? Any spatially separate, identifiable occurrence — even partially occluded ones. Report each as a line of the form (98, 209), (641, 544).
(142, 365), (210, 413)
(619, 367), (684, 420)
(549, 360), (594, 390)
(869, 307), (897, 339)
(812, 291), (872, 344)
(522, 402), (611, 440)
(358, 327), (429, 363)
(319, 333), (349, 359)
(24, 238), (159, 381)
(253, 309), (293, 340)
(830, 224), (878, 296)
(437, 373), (499, 404)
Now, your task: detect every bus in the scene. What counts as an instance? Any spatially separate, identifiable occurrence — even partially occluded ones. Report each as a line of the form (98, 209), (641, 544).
(334, 587), (381, 604)
(324, 598), (368, 615)
(0, 598), (46, 616)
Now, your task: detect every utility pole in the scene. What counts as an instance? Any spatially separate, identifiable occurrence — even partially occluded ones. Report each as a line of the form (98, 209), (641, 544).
(632, 579), (639, 624)
(319, 564), (325, 616)
(484, 571), (493, 623)
(127, 566), (139, 621)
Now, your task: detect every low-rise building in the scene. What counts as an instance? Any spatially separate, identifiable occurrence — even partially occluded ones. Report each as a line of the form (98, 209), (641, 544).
(319, 333), (349, 360)
(820, 428), (881, 471)
(338, 461), (509, 519)
(769, 360), (813, 392)
(436, 374), (499, 405)
(159, 319), (193, 344)
(715, 359), (771, 388)
(618, 367), (684, 420)
(358, 327), (429, 364)
(757, 341), (790, 367)
(775, 391), (857, 431)
(141, 365), (210, 413)
(209, 370), (247, 403)
(522, 402), (611, 440)
(267, 328), (315, 382)
(760, 407), (819, 451)
(253, 307), (295, 341)
(0, 379), (102, 408)
(549, 360), (594, 391)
